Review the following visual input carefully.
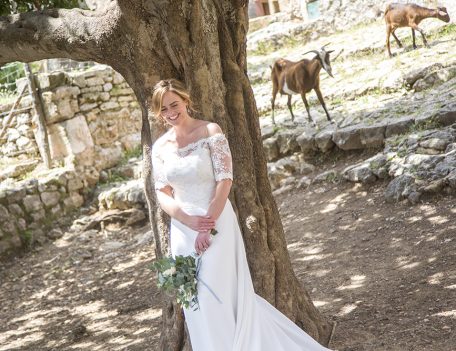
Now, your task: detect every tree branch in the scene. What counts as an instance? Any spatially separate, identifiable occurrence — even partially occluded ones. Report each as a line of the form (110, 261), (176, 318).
(0, 2), (121, 66)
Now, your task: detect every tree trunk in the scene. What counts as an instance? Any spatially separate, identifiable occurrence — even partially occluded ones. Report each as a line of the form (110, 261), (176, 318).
(0, 1), (333, 349)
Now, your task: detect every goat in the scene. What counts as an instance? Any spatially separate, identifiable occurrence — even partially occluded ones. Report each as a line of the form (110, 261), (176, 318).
(271, 45), (335, 126)
(385, 3), (450, 57)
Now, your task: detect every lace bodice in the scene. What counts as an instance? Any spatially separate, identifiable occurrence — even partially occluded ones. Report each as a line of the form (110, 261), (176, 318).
(152, 133), (233, 211)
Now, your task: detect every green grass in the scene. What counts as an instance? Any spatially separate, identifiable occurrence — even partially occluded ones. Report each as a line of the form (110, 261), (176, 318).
(19, 229), (33, 248)
(121, 145), (142, 164)
(99, 170), (129, 185)
(434, 23), (456, 37)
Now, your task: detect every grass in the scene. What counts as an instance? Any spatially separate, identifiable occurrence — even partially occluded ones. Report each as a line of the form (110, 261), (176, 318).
(99, 170), (129, 185)
(0, 90), (17, 105)
(121, 145), (142, 164)
(19, 229), (33, 248)
(432, 23), (456, 38)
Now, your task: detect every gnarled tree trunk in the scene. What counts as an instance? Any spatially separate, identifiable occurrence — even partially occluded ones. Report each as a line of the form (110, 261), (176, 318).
(0, 1), (333, 349)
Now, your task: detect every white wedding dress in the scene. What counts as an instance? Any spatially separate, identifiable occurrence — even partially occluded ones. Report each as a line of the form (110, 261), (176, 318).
(152, 132), (332, 351)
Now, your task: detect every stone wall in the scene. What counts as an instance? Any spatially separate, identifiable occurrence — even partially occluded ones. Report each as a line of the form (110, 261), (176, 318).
(0, 66), (142, 258)
(0, 168), (87, 256)
(0, 65), (141, 172)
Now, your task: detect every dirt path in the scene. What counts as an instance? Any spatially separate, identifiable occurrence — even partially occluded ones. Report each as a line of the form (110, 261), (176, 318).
(1, 159), (455, 350)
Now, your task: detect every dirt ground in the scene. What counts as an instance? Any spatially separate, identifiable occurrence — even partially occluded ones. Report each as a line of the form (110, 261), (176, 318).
(1, 153), (455, 351)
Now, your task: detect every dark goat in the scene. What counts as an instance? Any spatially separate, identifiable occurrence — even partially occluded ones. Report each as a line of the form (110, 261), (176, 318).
(385, 3), (450, 57)
(271, 46), (335, 125)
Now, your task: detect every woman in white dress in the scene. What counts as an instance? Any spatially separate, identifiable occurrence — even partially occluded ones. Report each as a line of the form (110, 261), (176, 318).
(151, 79), (332, 351)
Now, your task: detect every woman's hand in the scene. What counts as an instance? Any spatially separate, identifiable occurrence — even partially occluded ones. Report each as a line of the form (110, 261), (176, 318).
(182, 215), (215, 233)
(195, 231), (212, 255)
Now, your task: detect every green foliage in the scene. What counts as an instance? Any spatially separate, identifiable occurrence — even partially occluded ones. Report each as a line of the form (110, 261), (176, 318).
(434, 23), (456, 37)
(0, 0), (81, 16)
(99, 170), (129, 185)
(121, 145), (143, 164)
(19, 229), (33, 248)
(151, 254), (199, 310)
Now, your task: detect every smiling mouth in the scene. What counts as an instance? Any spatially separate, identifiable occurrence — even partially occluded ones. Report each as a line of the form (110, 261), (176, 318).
(167, 113), (180, 121)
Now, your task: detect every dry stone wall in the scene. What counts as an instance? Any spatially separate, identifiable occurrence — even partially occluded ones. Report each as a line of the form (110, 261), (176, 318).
(0, 65), (141, 170)
(0, 66), (142, 258)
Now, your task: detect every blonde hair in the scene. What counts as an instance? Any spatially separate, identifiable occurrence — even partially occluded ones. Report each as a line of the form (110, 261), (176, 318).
(150, 79), (195, 117)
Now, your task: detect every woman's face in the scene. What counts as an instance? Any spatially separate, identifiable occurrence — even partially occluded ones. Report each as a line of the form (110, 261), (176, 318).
(160, 91), (188, 126)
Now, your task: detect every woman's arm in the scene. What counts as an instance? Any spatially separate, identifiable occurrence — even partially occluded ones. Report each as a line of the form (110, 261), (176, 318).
(205, 179), (232, 220)
(156, 186), (215, 232)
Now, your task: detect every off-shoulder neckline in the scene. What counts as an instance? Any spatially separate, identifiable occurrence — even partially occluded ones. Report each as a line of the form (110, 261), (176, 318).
(163, 133), (225, 152)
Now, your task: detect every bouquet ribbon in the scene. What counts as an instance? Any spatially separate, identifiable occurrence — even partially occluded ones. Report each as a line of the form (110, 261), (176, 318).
(196, 255), (223, 305)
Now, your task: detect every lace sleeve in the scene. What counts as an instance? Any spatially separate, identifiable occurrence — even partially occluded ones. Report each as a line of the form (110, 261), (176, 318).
(151, 143), (170, 190)
(207, 133), (233, 182)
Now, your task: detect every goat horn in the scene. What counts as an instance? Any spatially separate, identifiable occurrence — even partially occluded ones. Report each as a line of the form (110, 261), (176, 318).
(321, 43), (331, 49)
(302, 50), (320, 57)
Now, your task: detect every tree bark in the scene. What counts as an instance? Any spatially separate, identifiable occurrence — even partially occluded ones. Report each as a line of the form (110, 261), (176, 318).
(0, 1), (334, 349)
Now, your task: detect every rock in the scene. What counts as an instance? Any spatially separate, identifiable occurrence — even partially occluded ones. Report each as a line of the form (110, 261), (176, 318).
(47, 228), (64, 240)
(0, 160), (38, 180)
(86, 77), (104, 87)
(70, 192), (85, 208)
(5, 188), (26, 204)
(68, 178), (84, 192)
(103, 82), (113, 91)
(16, 136), (31, 148)
(385, 117), (414, 138)
(315, 130), (335, 152)
(385, 174), (416, 203)
(403, 63), (444, 89)
(260, 124), (277, 140)
(445, 170), (456, 189)
(135, 231), (154, 246)
(360, 124), (386, 148)
(413, 66), (456, 92)
(296, 129), (317, 154)
(120, 134), (141, 151)
(435, 108), (456, 127)
(263, 137), (280, 162)
(333, 125), (363, 150)
(313, 170), (339, 183)
(40, 191), (61, 208)
(36, 71), (68, 90)
(31, 209), (46, 222)
(344, 164), (377, 184)
(297, 176), (312, 189)
(97, 180), (145, 210)
(419, 138), (451, 151)
(0, 204), (9, 222)
(276, 130), (301, 156)
(8, 204), (24, 217)
(22, 195), (43, 213)
(421, 179), (445, 194)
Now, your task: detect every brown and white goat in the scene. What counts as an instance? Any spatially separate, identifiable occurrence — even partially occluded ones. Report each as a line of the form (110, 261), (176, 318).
(385, 3), (450, 57)
(271, 46), (335, 125)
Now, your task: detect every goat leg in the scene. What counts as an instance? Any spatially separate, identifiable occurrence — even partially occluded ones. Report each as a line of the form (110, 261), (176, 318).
(386, 26), (393, 57)
(300, 93), (315, 125)
(411, 24), (428, 47)
(286, 95), (295, 122)
(314, 88), (332, 122)
(392, 30), (403, 48)
(271, 96), (276, 125)
(418, 27), (428, 47)
(411, 28), (417, 49)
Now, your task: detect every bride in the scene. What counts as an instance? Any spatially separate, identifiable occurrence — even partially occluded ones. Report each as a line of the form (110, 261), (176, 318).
(151, 79), (332, 351)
